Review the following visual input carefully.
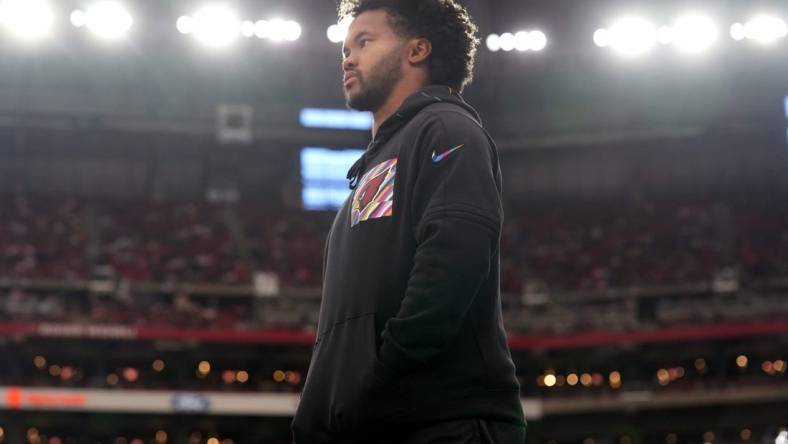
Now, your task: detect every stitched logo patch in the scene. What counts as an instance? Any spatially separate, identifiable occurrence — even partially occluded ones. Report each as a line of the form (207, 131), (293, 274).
(350, 158), (397, 227)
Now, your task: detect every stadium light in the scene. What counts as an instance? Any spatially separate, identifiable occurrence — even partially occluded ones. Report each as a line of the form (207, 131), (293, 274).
(486, 33), (501, 52)
(499, 32), (515, 51)
(513, 30), (547, 51)
(248, 18), (301, 42)
(240, 20), (254, 38)
(593, 29), (611, 47)
(327, 16), (352, 43)
(266, 18), (301, 42)
(70, 10), (86, 27)
(531, 30), (547, 51)
(286, 20), (302, 42)
(253, 20), (268, 39)
(514, 31), (529, 51)
(0, 0), (54, 41)
(179, 5), (240, 48)
(605, 16), (658, 56)
(670, 14), (718, 54)
(176, 15), (192, 34)
(741, 15), (787, 44)
(327, 23), (342, 43)
(71, 1), (133, 40)
(729, 23), (745, 41)
(267, 18), (286, 41)
(488, 30), (548, 52)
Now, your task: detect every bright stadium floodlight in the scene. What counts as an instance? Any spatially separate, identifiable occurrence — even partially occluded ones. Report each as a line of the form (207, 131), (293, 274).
(671, 14), (718, 54)
(743, 15), (787, 44)
(253, 19), (268, 39)
(240, 20), (254, 38)
(530, 30), (547, 51)
(513, 30), (547, 52)
(499, 32), (515, 51)
(190, 4), (240, 48)
(608, 16), (657, 56)
(486, 33), (501, 52)
(730, 23), (746, 41)
(0, 0), (54, 41)
(327, 16), (351, 43)
(75, 1), (133, 40)
(514, 31), (530, 51)
(70, 10), (86, 27)
(285, 20), (302, 42)
(267, 18), (287, 41)
(327, 24), (342, 43)
(176, 15), (193, 34)
(491, 30), (546, 53)
(265, 18), (301, 42)
(593, 28), (610, 47)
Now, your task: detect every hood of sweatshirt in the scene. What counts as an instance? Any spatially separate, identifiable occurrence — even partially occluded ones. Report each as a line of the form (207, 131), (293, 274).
(346, 84), (482, 189)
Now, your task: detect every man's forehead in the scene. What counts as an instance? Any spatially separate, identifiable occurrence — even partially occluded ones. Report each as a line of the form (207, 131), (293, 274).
(346, 9), (390, 39)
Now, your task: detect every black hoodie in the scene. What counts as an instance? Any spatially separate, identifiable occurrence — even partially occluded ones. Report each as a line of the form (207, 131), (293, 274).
(291, 85), (525, 443)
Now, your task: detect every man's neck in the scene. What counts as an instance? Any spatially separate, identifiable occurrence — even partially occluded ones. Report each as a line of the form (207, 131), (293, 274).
(371, 78), (427, 140)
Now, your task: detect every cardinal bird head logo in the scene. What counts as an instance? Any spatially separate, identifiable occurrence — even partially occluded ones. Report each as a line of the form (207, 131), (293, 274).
(356, 171), (386, 210)
(350, 158), (397, 227)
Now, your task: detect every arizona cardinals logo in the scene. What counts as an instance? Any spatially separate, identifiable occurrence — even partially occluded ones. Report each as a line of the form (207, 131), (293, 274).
(351, 158), (397, 227)
(356, 171), (387, 210)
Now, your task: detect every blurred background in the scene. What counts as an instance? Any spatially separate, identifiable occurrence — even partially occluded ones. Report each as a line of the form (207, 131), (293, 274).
(0, 0), (787, 443)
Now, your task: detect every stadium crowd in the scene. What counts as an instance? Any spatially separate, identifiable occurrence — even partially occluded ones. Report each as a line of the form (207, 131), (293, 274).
(2, 195), (788, 336)
(2, 195), (786, 294)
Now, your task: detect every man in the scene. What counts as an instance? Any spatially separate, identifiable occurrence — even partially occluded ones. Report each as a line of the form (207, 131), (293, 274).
(291, 1), (526, 443)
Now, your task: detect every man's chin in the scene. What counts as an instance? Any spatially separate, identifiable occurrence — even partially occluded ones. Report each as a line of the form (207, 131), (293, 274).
(344, 94), (357, 111)
(346, 94), (370, 112)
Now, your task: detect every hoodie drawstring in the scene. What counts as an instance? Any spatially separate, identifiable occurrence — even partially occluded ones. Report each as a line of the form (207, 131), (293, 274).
(346, 85), (463, 190)
(347, 155), (365, 190)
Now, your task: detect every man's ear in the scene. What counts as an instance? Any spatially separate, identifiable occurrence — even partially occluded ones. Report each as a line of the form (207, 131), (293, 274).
(407, 37), (431, 65)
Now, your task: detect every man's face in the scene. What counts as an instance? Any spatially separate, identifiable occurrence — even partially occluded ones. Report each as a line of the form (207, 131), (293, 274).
(342, 10), (405, 112)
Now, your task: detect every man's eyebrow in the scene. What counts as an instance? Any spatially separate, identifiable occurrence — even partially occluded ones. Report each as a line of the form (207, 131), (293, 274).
(346, 30), (372, 46)
(353, 31), (372, 41)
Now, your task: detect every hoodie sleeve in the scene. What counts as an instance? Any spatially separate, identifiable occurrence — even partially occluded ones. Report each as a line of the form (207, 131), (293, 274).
(375, 110), (503, 381)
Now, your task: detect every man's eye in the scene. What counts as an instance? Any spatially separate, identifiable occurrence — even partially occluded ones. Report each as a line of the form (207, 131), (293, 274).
(360, 39), (369, 47)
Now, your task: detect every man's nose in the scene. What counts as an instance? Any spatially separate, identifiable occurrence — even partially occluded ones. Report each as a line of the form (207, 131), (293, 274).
(342, 54), (356, 71)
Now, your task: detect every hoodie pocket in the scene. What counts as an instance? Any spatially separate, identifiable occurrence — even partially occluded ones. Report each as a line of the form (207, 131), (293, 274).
(293, 312), (410, 439)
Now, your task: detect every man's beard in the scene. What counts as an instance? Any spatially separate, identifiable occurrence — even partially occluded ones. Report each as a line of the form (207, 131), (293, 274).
(345, 47), (404, 112)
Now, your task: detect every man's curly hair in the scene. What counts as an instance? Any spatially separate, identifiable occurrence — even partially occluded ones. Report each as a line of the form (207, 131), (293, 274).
(338, 0), (480, 92)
